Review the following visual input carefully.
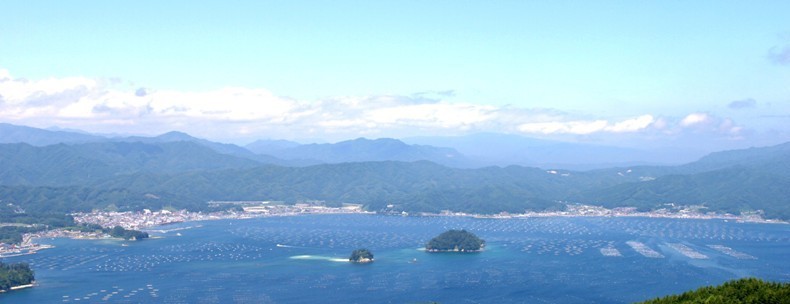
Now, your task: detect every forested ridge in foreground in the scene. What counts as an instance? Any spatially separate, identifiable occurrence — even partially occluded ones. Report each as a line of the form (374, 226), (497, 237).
(638, 278), (789, 304)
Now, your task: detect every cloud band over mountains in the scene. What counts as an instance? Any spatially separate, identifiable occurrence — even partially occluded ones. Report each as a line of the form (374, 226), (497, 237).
(0, 69), (747, 142)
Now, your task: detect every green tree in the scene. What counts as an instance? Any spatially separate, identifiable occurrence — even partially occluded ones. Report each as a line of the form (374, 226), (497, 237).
(0, 262), (34, 291)
(639, 278), (790, 304)
(426, 230), (485, 252)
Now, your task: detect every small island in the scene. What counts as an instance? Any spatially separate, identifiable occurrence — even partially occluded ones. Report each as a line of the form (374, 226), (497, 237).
(0, 262), (35, 293)
(349, 248), (374, 263)
(426, 229), (485, 252)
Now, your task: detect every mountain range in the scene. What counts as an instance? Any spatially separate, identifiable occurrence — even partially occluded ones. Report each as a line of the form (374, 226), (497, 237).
(0, 122), (788, 220)
(403, 133), (698, 169)
(246, 137), (469, 167)
(0, 123), (695, 170)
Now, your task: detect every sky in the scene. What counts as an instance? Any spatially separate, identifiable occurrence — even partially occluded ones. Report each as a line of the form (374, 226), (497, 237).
(1, 1), (788, 151)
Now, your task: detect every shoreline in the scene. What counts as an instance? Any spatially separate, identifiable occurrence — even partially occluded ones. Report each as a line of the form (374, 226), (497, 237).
(139, 210), (787, 233)
(413, 204), (787, 225)
(71, 204), (789, 233)
(0, 283), (35, 293)
(10, 283), (35, 291)
(0, 244), (54, 258)
(452, 212), (786, 224)
(73, 206), (788, 235)
(426, 248), (484, 253)
(7, 204), (784, 258)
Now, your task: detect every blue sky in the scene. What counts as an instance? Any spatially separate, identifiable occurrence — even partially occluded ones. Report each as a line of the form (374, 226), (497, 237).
(1, 1), (788, 150)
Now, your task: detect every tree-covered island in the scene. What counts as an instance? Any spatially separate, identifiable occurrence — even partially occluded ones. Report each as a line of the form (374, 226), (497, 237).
(0, 262), (34, 292)
(349, 248), (374, 263)
(426, 230), (485, 252)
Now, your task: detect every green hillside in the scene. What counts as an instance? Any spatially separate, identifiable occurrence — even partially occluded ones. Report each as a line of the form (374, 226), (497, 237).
(638, 278), (789, 304)
(0, 139), (788, 244)
(258, 138), (471, 167)
(91, 161), (571, 214)
(0, 142), (261, 186)
(584, 147), (790, 219)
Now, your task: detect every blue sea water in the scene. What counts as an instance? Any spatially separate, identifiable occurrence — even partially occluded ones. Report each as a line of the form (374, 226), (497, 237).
(2, 215), (788, 303)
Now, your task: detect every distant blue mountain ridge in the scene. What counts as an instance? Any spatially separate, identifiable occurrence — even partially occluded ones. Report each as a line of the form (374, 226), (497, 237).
(0, 122), (788, 219)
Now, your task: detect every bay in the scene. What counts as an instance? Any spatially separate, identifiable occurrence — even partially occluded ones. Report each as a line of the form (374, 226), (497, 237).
(2, 214), (788, 303)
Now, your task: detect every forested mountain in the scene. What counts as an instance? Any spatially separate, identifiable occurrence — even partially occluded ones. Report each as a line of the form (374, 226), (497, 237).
(0, 123), (468, 167)
(0, 122), (788, 222)
(116, 131), (256, 158)
(108, 131), (315, 167)
(680, 141), (790, 173)
(0, 161), (570, 216)
(0, 123), (103, 146)
(2, 143), (787, 219)
(250, 138), (472, 167)
(582, 142), (790, 219)
(0, 123), (296, 166)
(0, 141), (261, 186)
(91, 161), (573, 213)
(245, 139), (301, 154)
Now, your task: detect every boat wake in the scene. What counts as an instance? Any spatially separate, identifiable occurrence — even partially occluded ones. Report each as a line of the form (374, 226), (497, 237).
(276, 244), (319, 249)
(289, 255), (348, 262)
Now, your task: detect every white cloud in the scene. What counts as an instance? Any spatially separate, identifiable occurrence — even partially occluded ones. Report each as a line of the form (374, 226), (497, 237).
(680, 113), (711, 127)
(0, 69), (11, 81)
(517, 115), (655, 135)
(717, 118), (743, 137)
(0, 69), (755, 143)
(651, 117), (668, 130)
(518, 120), (608, 135)
(147, 87), (301, 121)
(0, 70), (507, 138)
(604, 115), (655, 133)
(0, 74), (96, 108)
(366, 103), (496, 128)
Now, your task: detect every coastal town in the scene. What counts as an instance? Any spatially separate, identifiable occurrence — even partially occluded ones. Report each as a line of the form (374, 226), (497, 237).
(0, 202), (372, 258)
(414, 203), (779, 223)
(72, 202), (372, 230)
(0, 201), (782, 259)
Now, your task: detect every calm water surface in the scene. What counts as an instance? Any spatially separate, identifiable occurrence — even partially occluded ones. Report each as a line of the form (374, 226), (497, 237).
(2, 215), (788, 303)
